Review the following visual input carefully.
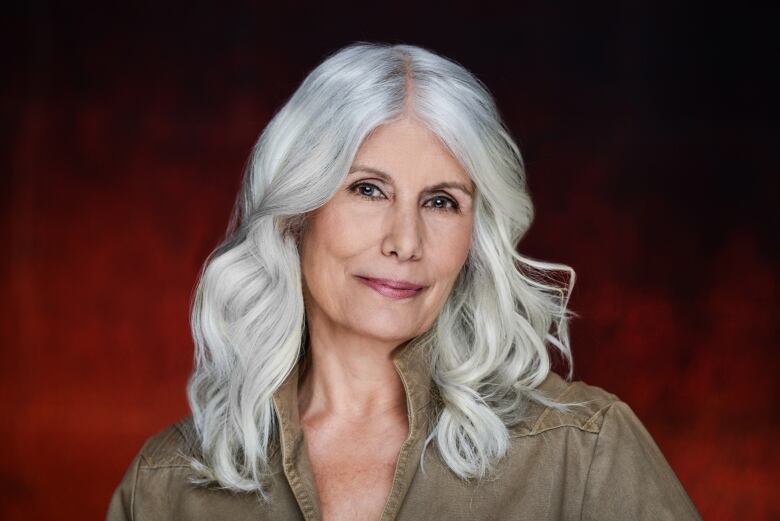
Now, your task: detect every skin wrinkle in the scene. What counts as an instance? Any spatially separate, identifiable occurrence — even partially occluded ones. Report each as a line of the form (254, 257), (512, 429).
(347, 165), (475, 200)
(296, 114), (475, 521)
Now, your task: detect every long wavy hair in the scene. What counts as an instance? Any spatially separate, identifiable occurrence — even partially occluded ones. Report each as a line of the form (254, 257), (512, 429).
(185, 42), (582, 499)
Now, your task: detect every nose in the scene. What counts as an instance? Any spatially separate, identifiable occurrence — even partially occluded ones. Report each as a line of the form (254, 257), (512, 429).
(381, 204), (423, 261)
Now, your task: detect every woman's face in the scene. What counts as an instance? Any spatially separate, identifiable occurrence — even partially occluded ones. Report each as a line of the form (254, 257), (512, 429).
(300, 115), (475, 345)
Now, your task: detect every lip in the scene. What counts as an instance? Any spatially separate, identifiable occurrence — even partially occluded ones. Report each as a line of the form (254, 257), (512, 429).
(355, 276), (427, 300)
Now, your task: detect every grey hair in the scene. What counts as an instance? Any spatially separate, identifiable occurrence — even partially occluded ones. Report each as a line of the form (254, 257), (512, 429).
(185, 42), (584, 499)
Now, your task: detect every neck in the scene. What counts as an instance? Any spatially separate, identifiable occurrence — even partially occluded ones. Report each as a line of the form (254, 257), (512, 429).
(297, 335), (410, 425)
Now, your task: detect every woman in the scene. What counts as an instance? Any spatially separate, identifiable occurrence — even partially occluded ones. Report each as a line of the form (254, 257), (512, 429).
(107, 42), (701, 520)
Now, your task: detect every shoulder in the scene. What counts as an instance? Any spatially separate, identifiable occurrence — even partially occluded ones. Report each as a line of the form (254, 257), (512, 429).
(500, 373), (702, 518)
(136, 416), (200, 469)
(510, 371), (624, 437)
(107, 417), (201, 520)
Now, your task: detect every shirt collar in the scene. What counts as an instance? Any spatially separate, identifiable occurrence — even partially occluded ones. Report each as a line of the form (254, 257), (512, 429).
(270, 340), (435, 520)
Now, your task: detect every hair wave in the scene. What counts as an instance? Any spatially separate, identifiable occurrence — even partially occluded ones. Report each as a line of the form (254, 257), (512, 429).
(185, 42), (584, 499)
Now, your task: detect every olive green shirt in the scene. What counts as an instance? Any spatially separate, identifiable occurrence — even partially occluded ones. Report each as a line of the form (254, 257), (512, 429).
(106, 343), (702, 520)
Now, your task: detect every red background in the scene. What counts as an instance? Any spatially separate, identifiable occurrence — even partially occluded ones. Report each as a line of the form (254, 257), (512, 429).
(2, 2), (778, 519)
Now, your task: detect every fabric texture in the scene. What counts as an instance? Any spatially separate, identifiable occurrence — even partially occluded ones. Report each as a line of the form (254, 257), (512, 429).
(106, 341), (702, 520)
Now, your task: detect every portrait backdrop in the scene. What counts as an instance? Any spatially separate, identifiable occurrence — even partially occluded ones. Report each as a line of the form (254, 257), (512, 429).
(1, 2), (777, 520)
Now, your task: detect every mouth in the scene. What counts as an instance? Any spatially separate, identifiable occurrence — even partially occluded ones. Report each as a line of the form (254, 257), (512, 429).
(354, 276), (427, 300)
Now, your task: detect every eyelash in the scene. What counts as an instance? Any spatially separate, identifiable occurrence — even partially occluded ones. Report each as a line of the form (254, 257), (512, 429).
(348, 182), (461, 214)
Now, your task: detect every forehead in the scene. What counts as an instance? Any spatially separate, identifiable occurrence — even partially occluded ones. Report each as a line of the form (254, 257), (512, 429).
(352, 117), (473, 187)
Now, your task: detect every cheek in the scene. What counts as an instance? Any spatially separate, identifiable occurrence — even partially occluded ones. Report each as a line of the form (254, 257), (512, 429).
(300, 203), (374, 292)
(431, 218), (473, 272)
(314, 203), (376, 258)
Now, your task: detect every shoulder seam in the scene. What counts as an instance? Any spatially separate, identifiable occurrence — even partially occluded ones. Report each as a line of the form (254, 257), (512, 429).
(137, 421), (194, 470)
(138, 435), (154, 467)
(173, 421), (187, 439)
(130, 448), (142, 521)
(583, 401), (617, 431)
(138, 464), (193, 470)
(530, 422), (604, 436)
(522, 387), (620, 437)
(579, 406), (605, 521)
(146, 425), (178, 462)
(530, 379), (578, 433)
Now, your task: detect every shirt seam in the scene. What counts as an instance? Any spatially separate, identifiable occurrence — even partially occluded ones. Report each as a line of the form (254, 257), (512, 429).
(173, 421), (187, 439)
(529, 381), (580, 433)
(520, 422), (602, 437)
(138, 464), (193, 470)
(130, 449), (143, 521)
(144, 427), (177, 462)
(578, 401), (617, 521)
(380, 356), (416, 521)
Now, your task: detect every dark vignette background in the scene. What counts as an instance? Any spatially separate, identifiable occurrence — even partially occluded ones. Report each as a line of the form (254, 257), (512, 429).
(1, 1), (777, 519)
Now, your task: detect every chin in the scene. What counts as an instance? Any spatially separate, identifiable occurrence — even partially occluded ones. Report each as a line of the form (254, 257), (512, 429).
(353, 314), (417, 342)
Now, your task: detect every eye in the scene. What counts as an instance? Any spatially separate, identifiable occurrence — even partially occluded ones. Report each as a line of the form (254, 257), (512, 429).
(425, 194), (460, 213)
(348, 182), (387, 200)
(347, 182), (461, 214)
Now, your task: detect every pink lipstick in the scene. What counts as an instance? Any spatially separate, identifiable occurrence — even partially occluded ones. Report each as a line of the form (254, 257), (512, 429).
(355, 276), (425, 299)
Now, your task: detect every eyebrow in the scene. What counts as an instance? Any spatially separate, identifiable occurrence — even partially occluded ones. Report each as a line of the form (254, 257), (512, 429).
(348, 165), (474, 198)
